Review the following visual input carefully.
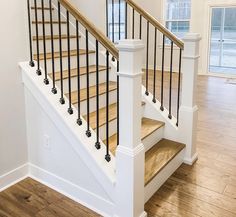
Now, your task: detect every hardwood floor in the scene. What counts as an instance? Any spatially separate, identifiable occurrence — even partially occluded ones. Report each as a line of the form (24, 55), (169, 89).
(145, 75), (236, 217)
(0, 75), (236, 216)
(0, 178), (101, 217)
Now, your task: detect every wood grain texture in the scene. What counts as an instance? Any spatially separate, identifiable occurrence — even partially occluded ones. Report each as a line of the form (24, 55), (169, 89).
(58, 0), (119, 60)
(33, 49), (95, 61)
(69, 81), (117, 104)
(33, 35), (78, 41)
(145, 139), (185, 186)
(145, 75), (236, 216)
(32, 21), (67, 24)
(31, 7), (54, 10)
(104, 117), (165, 156)
(125, 0), (184, 49)
(52, 65), (107, 81)
(1, 76), (236, 216)
(84, 103), (117, 129)
(0, 178), (100, 217)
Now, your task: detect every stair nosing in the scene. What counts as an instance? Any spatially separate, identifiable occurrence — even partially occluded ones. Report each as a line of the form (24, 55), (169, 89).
(145, 139), (186, 186)
(69, 81), (117, 105)
(31, 7), (54, 10)
(52, 65), (108, 81)
(141, 118), (165, 140)
(33, 35), (78, 41)
(33, 49), (95, 61)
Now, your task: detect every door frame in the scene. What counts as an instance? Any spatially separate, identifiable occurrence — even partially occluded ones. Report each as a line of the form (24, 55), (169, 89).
(204, 1), (236, 77)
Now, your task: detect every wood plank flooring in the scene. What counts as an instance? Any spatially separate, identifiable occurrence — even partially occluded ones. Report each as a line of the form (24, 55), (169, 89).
(0, 75), (236, 216)
(145, 75), (236, 217)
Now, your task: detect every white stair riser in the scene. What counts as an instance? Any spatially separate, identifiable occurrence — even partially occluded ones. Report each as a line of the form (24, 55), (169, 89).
(55, 70), (107, 92)
(33, 38), (78, 53)
(32, 24), (76, 36)
(142, 127), (164, 152)
(145, 148), (185, 202)
(36, 55), (95, 74)
(74, 90), (117, 116)
(97, 119), (117, 142)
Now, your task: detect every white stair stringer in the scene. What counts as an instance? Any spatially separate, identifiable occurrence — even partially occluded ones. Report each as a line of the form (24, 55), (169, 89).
(19, 62), (116, 216)
(141, 86), (180, 142)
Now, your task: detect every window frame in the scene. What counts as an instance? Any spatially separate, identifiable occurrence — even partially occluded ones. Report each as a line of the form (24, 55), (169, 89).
(107, 0), (126, 43)
(161, 0), (192, 47)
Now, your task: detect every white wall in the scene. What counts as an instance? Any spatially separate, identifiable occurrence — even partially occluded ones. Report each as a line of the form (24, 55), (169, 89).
(0, 1), (28, 176)
(59, 0), (236, 74)
(191, 0), (236, 74)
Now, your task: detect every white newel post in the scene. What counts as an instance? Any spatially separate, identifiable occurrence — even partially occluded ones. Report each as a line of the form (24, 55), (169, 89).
(115, 40), (146, 217)
(179, 33), (201, 165)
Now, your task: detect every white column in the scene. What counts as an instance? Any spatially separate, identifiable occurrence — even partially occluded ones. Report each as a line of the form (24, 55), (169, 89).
(115, 40), (146, 217)
(179, 33), (201, 165)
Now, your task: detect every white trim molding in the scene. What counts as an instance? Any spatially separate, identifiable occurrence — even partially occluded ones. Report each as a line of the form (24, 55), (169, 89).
(0, 164), (28, 192)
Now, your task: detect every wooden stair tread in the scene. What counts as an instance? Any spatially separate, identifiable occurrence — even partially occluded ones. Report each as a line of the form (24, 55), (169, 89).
(52, 65), (107, 81)
(33, 35), (78, 41)
(31, 7), (54, 10)
(32, 21), (67, 24)
(105, 117), (164, 156)
(87, 101), (146, 130)
(145, 139), (185, 186)
(69, 81), (117, 104)
(84, 103), (117, 129)
(34, 49), (95, 61)
(141, 117), (164, 140)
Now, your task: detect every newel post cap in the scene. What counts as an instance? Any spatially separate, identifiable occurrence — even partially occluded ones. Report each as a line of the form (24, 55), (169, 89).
(183, 33), (202, 42)
(116, 39), (145, 52)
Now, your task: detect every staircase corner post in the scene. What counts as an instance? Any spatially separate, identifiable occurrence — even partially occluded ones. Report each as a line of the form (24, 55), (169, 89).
(179, 33), (201, 165)
(115, 40), (147, 217)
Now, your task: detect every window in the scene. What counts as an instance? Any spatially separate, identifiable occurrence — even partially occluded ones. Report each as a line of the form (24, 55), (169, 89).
(165, 0), (191, 39)
(108, 0), (125, 43)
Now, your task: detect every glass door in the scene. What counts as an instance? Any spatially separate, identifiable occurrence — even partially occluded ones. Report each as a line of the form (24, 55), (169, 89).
(209, 7), (236, 74)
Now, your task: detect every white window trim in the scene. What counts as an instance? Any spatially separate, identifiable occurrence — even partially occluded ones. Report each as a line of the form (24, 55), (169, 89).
(159, 0), (191, 49)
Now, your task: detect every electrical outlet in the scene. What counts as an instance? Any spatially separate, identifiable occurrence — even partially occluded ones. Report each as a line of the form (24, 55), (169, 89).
(43, 135), (51, 150)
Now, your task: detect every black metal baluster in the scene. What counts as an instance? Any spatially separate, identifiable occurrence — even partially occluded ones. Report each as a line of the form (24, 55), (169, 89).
(85, 30), (91, 137)
(112, 0), (115, 42)
(145, 21), (149, 95)
(50, 0), (56, 93)
(176, 49), (182, 126)
(67, 11), (73, 114)
(132, 8), (135, 39)
(117, 61), (119, 147)
(58, 2), (65, 104)
(160, 35), (165, 111)
(41, 0), (49, 84)
(139, 15), (142, 40)
(153, 28), (157, 103)
(76, 20), (82, 126)
(27, 0), (34, 67)
(105, 51), (111, 162)
(168, 41), (174, 119)
(119, 0), (121, 40)
(34, 0), (41, 75)
(125, 2), (128, 39)
(95, 40), (101, 149)
(106, 0), (109, 37)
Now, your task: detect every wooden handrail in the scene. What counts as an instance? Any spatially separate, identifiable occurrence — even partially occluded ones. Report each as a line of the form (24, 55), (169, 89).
(59, 0), (119, 60)
(125, 0), (184, 49)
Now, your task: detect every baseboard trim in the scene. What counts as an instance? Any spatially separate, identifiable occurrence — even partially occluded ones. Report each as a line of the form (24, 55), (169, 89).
(184, 152), (198, 165)
(0, 163), (28, 192)
(28, 163), (114, 217)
